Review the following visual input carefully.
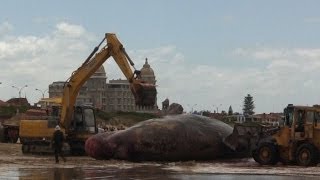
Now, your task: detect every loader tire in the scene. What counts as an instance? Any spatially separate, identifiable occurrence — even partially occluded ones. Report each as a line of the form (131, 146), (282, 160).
(252, 142), (278, 165)
(296, 143), (319, 166)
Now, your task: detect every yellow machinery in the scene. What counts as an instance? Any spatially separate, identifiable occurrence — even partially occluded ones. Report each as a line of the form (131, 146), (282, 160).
(252, 104), (320, 166)
(224, 104), (320, 166)
(19, 33), (157, 155)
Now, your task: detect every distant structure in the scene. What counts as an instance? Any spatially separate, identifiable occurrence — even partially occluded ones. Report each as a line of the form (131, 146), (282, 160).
(162, 98), (169, 111)
(105, 79), (138, 112)
(0, 100), (8, 107)
(6, 98), (30, 107)
(48, 58), (157, 112)
(140, 58), (156, 84)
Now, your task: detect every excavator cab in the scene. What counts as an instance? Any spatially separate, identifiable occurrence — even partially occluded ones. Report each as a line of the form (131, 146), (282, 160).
(66, 105), (97, 154)
(47, 105), (97, 135)
(71, 106), (97, 134)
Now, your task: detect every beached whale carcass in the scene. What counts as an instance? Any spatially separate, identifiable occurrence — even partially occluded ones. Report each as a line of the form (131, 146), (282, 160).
(85, 114), (234, 161)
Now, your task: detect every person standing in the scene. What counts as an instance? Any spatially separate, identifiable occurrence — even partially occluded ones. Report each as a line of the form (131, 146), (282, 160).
(52, 125), (66, 163)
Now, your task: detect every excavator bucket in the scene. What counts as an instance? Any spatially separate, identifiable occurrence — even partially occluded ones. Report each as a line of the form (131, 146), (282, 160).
(130, 82), (157, 107)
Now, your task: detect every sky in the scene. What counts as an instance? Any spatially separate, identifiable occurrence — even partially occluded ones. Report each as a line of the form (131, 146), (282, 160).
(1, 0), (320, 113)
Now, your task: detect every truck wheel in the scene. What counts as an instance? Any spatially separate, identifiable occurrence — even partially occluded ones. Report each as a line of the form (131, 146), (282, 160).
(0, 127), (5, 142)
(252, 142), (278, 165)
(22, 144), (29, 154)
(296, 143), (318, 166)
(9, 136), (18, 143)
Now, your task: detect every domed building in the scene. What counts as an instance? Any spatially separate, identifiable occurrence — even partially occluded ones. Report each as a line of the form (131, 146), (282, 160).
(49, 66), (106, 108)
(90, 66), (106, 80)
(140, 58), (156, 85)
(105, 58), (158, 112)
(83, 66), (106, 109)
(49, 59), (158, 112)
(137, 58), (157, 111)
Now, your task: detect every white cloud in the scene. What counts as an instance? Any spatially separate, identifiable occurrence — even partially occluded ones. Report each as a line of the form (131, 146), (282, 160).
(1, 21), (320, 114)
(294, 48), (320, 59)
(0, 22), (13, 36)
(55, 22), (86, 38)
(0, 22), (95, 102)
(232, 46), (320, 111)
(234, 47), (320, 61)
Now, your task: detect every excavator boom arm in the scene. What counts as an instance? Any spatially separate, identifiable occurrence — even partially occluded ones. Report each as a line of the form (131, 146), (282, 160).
(60, 33), (156, 129)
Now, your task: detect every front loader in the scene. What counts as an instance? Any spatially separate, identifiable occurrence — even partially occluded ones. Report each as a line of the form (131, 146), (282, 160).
(224, 104), (320, 166)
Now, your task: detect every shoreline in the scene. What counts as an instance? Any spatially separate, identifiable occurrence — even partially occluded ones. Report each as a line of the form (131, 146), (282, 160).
(0, 143), (319, 179)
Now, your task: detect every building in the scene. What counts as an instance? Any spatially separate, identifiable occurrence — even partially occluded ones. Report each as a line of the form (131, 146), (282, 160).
(6, 98), (30, 107)
(48, 81), (65, 99)
(140, 58), (156, 85)
(105, 79), (137, 112)
(78, 66), (106, 109)
(48, 58), (157, 112)
(0, 100), (8, 107)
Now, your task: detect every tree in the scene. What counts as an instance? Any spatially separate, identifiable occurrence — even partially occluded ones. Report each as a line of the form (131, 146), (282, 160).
(228, 105), (233, 115)
(243, 94), (255, 115)
(201, 110), (211, 117)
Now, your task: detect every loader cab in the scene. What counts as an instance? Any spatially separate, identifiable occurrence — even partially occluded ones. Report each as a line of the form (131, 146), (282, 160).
(284, 104), (294, 127)
(284, 105), (320, 140)
(72, 105), (97, 134)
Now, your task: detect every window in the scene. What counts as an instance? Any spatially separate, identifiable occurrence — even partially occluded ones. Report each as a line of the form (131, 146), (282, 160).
(84, 108), (95, 127)
(306, 111), (314, 124)
(315, 112), (320, 126)
(286, 112), (293, 126)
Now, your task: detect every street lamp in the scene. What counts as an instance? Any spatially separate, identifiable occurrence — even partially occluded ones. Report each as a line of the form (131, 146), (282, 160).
(191, 104), (197, 113)
(212, 105), (216, 113)
(187, 104), (197, 113)
(216, 104), (222, 113)
(12, 85), (28, 98)
(35, 88), (48, 98)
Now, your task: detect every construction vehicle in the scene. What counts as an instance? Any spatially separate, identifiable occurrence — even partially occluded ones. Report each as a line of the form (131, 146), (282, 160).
(0, 123), (19, 143)
(19, 33), (157, 155)
(1, 109), (49, 144)
(224, 104), (320, 166)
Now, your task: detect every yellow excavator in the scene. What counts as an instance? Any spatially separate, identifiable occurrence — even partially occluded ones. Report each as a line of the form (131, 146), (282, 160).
(19, 33), (157, 155)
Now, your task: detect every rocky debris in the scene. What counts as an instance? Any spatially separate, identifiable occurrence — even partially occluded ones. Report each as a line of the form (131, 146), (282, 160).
(166, 103), (184, 115)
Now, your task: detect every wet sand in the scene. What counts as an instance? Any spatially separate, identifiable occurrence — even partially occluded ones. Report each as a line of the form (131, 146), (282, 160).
(0, 143), (319, 179)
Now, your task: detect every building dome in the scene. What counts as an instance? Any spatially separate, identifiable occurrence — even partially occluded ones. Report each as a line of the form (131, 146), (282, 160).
(140, 58), (154, 76)
(91, 65), (106, 79)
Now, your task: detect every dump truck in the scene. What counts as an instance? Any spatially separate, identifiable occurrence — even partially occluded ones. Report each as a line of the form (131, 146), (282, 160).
(224, 104), (320, 166)
(0, 123), (19, 143)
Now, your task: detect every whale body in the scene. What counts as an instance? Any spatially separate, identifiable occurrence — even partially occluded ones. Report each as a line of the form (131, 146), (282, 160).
(85, 114), (234, 161)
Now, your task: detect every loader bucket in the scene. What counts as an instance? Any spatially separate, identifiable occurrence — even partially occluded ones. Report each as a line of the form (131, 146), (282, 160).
(223, 123), (263, 153)
(130, 82), (157, 107)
